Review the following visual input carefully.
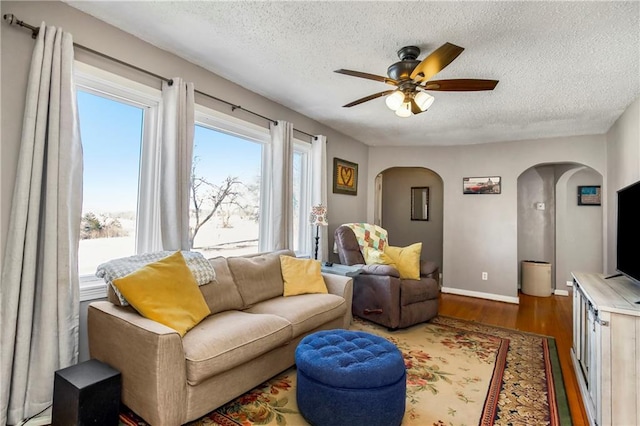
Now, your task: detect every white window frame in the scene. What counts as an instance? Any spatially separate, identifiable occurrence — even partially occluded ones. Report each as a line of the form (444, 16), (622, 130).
(194, 105), (314, 257)
(75, 62), (161, 300)
(293, 141), (313, 256)
(75, 78), (314, 300)
(192, 106), (268, 258)
(194, 105), (270, 145)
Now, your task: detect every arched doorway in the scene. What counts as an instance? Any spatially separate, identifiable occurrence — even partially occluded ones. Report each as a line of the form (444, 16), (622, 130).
(517, 163), (603, 293)
(376, 167), (444, 275)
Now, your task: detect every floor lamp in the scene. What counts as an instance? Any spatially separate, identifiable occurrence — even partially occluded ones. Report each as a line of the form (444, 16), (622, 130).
(309, 204), (328, 260)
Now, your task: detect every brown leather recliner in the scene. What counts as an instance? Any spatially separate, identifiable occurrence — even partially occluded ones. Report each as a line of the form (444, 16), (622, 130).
(334, 225), (440, 329)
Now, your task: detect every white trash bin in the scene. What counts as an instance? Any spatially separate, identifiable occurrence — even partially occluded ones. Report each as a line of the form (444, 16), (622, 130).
(521, 261), (552, 297)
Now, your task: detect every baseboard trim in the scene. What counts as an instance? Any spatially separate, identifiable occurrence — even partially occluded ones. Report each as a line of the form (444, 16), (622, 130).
(441, 287), (520, 304)
(554, 289), (570, 296)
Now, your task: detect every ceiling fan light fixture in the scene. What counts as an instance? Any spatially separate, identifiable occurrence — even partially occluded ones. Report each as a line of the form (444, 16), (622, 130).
(414, 91), (435, 111)
(395, 102), (412, 118)
(385, 90), (405, 111)
(335, 43), (498, 114)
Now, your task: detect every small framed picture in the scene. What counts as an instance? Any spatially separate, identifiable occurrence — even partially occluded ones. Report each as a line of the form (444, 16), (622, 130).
(578, 185), (601, 206)
(463, 176), (501, 194)
(333, 158), (358, 196)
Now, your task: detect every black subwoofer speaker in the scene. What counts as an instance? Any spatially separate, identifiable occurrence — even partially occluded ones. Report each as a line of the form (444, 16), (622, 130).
(52, 359), (121, 425)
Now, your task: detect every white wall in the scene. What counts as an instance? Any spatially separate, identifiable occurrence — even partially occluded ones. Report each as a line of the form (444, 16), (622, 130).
(605, 97), (640, 273)
(561, 168), (603, 283)
(368, 135), (607, 301)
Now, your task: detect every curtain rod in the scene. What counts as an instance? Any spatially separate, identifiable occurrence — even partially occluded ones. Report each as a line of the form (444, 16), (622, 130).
(3, 13), (318, 141)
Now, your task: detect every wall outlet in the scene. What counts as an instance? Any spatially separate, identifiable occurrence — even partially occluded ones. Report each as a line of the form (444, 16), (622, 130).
(566, 280), (573, 287)
(535, 202), (546, 210)
(482, 272), (488, 280)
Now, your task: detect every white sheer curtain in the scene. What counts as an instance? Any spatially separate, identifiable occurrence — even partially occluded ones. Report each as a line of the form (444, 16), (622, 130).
(259, 120), (294, 251)
(137, 78), (194, 252)
(0, 23), (82, 425)
(311, 135), (329, 261)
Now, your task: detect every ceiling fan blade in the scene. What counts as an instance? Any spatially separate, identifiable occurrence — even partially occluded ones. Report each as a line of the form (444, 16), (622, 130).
(342, 90), (395, 107)
(335, 69), (398, 86)
(410, 42), (465, 83)
(410, 99), (425, 115)
(421, 79), (499, 91)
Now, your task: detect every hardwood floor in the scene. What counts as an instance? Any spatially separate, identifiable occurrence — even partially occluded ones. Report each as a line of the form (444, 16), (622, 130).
(438, 290), (589, 426)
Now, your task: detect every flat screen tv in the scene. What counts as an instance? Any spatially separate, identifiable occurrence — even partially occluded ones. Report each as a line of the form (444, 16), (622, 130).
(616, 180), (640, 284)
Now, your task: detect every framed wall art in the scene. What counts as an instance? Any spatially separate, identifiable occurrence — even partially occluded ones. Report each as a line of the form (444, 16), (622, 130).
(333, 157), (358, 196)
(463, 176), (501, 194)
(577, 185), (601, 206)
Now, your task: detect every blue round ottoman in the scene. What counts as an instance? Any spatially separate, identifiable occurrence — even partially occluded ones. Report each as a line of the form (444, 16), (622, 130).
(295, 329), (406, 426)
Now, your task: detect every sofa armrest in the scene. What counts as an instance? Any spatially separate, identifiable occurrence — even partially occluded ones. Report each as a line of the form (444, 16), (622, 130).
(351, 274), (402, 329)
(88, 301), (187, 426)
(321, 273), (353, 327)
(361, 264), (401, 277)
(420, 261), (440, 287)
(420, 260), (438, 276)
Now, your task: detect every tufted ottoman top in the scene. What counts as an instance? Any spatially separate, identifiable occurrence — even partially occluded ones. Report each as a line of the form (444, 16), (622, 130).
(295, 329), (405, 389)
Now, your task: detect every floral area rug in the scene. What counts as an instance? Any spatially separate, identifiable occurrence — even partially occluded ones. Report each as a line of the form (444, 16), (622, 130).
(119, 316), (570, 426)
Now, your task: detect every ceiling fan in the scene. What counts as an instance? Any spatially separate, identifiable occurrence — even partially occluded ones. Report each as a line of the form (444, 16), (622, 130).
(335, 43), (499, 117)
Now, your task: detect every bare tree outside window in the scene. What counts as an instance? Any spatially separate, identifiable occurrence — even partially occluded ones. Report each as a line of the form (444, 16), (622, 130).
(189, 157), (242, 249)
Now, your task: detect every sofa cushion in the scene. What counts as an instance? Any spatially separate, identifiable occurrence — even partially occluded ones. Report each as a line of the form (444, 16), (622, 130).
(400, 278), (439, 306)
(182, 310), (292, 386)
(385, 243), (422, 280)
(245, 294), (346, 338)
(280, 256), (328, 296)
(112, 251), (211, 337)
(98, 250), (215, 306)
(227, 250), (293, 307)
(199, 257), (245, 314)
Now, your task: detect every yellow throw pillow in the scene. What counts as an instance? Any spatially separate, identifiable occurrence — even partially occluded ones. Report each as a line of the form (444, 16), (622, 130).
(363, 246), (397, 268)
(280, 255), (328, 297)
(113, 251), (211, 337)
(385, 243), (422, 280)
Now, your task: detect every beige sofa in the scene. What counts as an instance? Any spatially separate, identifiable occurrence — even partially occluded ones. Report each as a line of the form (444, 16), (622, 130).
(88, 250), (353, 426)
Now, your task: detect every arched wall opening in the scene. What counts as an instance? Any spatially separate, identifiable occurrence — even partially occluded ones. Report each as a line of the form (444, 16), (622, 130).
(517, 163), (603, 293)
(376, 167), (444, 273)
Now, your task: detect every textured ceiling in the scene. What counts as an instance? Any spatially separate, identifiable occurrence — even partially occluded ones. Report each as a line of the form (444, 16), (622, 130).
(65, 1), (640, 147)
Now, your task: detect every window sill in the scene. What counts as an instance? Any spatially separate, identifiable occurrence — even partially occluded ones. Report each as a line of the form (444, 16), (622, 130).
(80, 277), (107, 302)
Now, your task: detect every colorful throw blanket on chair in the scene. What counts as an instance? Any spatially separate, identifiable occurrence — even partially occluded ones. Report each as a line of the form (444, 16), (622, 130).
(340, 223), (389, 253)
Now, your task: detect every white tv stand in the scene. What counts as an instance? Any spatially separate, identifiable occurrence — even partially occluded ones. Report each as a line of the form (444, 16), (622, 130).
(571, 272), (640, 426)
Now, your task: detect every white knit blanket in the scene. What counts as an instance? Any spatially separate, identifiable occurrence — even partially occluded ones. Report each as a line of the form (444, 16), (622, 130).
(96, 251), (216, 306)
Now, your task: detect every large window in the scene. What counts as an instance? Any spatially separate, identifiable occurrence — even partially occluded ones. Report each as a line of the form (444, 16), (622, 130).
(75, 63), (160, 284)
(75, 65), (314, 292)
(190, 124), (263, 257)
(77, 91), (142, 275)
(193, 108), (314, 257)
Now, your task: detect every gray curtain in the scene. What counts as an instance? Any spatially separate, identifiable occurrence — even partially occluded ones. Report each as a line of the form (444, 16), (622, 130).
(259, 120), (294, 251)
(137, 78), (195, 252)
(1, 23), (82, 425)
